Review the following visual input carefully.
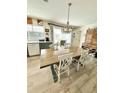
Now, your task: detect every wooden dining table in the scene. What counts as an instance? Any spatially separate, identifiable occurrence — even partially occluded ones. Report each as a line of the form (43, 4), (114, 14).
(40, 47), (82, 69)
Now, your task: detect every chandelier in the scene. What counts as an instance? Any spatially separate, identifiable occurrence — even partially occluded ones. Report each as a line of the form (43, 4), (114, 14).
(64, 3), (72, 32)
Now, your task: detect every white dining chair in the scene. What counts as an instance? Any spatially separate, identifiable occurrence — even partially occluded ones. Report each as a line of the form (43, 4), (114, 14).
(64, 43), (71, 49)
(72, 49), (89, 71)
(54, 53), (73, 82)
(49, 43), (59, 50)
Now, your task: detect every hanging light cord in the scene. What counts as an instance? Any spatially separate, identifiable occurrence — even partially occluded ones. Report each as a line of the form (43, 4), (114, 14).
(67, 3), (72, 28)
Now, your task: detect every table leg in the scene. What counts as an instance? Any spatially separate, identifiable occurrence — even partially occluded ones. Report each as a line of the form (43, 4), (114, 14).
(50, 65), (58, 82)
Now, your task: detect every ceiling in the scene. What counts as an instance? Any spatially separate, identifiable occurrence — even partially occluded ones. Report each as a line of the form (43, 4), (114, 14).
(27, 0), (97, 27)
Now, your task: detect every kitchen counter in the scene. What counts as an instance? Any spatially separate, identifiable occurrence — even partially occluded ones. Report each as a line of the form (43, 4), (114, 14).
(27, 41), (53, 56)
(27, 41), (53, 44)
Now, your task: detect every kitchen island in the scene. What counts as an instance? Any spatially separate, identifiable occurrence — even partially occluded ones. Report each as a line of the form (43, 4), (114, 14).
(27, 41), (53, 56)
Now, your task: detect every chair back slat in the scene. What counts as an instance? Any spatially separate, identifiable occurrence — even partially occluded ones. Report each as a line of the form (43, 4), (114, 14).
(58, 53), (73, 71)
(79, 49), (89, 62)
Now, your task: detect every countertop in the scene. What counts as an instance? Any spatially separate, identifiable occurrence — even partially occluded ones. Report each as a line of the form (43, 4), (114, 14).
(27, 41), (53, 44)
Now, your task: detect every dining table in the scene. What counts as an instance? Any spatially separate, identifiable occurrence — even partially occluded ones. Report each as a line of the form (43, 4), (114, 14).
(40, 46), (82, 69)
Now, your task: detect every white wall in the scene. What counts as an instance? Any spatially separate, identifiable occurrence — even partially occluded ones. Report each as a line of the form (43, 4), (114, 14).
(71, 28), (81, 47)
(80, 25), (97, 46)
(72, 24), (97, 48)
(42, 20), (52, 41)
(43, 20), (50, 29)
(79, 27), (87, 47)
(32, 18), (38, 25)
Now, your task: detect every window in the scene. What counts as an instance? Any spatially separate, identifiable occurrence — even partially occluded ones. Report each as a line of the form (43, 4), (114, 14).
(53, 26), (62, 43)
(53, 26), (72, 44)
(61, 32), (71, 43)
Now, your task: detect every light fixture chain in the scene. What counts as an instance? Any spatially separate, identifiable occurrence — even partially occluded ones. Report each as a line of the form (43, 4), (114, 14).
(67, 3), (72, 29)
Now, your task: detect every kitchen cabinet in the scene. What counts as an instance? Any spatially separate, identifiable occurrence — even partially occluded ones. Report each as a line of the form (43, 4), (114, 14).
(27, 17), (32, 24)
(27, 43), (40, 56)
(39, 42), (52, 50)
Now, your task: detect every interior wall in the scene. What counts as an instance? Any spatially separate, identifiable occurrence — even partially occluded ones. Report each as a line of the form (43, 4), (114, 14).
(32, 18), (38, 25)
(79, 26), (88, 47)
(72, 24), (97, 48)
(71, 29), (81, 47)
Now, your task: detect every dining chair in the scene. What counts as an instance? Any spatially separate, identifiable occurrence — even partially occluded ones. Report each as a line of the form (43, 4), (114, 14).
(64, 43), (71, 49)
(54, 53), (73, 82)
(60, 40), (66, 46)
(89, 49), (97, 57)
(49, 43), (59, 50)
(72, 48), (89, 71)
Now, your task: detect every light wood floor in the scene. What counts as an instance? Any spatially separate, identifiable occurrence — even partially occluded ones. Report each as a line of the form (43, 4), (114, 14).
(27, 55), (97, 93)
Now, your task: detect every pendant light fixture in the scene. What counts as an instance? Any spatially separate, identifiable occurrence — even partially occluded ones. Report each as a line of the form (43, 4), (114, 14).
(64, 2), (72, 32)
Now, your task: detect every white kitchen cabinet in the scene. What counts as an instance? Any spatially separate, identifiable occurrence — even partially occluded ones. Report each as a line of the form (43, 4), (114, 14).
(27, 43), (40, 56)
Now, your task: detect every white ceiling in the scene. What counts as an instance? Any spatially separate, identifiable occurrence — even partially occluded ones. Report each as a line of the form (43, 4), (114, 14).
(27, 0), (97, 26)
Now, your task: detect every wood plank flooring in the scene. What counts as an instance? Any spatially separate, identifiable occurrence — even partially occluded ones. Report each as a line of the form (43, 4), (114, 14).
(27, 55), (97, 93)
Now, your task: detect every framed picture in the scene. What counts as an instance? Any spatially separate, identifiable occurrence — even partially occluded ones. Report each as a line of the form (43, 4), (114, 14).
(45, 29), (49, 32)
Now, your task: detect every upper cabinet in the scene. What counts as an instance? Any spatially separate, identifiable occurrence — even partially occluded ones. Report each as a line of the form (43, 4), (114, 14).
(37, 19), (43, 25)
(27, 17), (32, 24)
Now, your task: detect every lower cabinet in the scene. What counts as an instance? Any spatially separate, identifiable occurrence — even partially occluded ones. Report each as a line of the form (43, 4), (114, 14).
(39, 42), (52, 50)
(27, 44), (40, 56)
